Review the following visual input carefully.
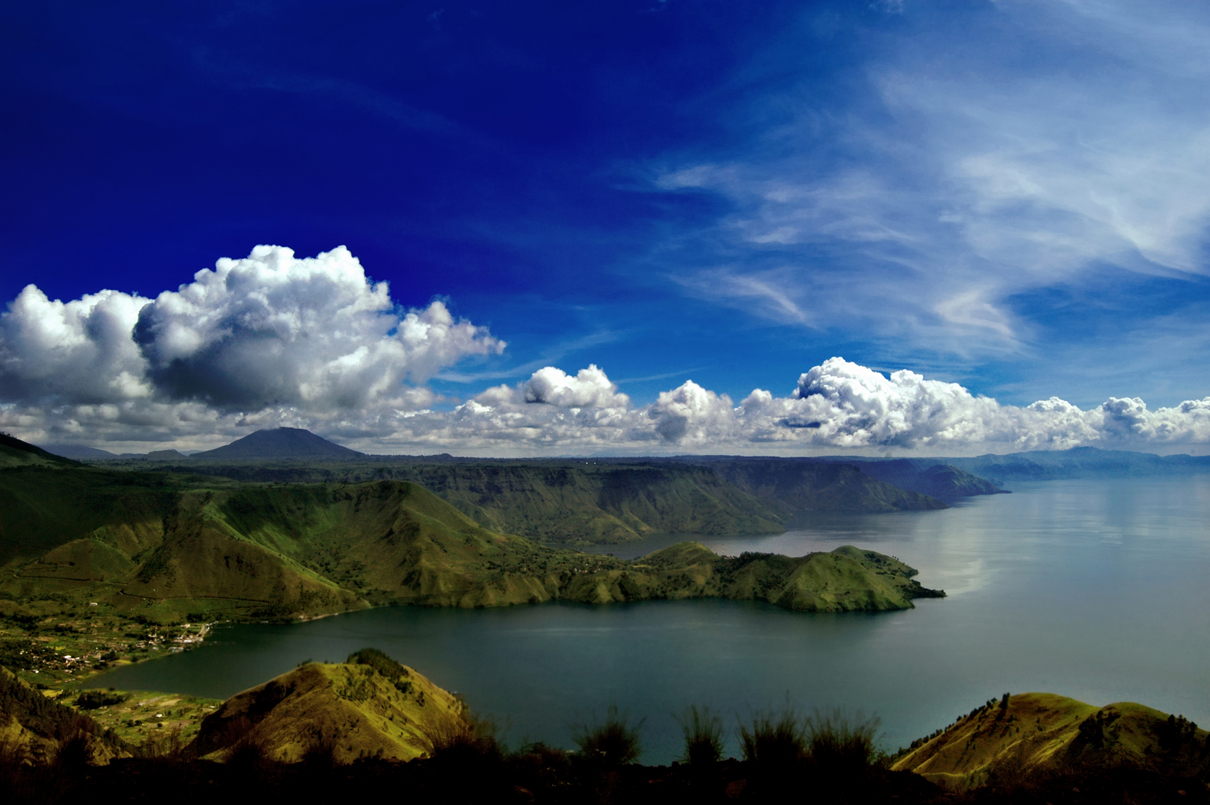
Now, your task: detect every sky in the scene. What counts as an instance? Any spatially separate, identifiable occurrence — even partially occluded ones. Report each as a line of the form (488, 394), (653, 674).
(2, 0), (1210, 456)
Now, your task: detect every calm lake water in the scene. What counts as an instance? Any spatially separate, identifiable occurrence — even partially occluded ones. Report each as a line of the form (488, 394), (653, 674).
(88, 477), (1210, 764)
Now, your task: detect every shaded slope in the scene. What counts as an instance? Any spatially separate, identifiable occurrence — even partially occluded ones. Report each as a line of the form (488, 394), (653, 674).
(0, 433), (79, 469)
(192, 428), (363, 460)
(398, 463), (785, 544)
(39, 444), (120, 461)
(856, 460), (1006, 501)
(892, 692), (1210, 788)
(128, 459), (951, 545)
(712, 459), (948, 515)
(193, 649), (464, 763)
(0, 467), (178, 565)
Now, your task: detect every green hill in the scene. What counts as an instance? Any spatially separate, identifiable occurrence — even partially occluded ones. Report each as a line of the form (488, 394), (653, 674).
(192, 649), (465, 763)
(711, 459), (948, 515)
(0, 433), (79, 469)
(0, 666), (128, 764)
(892, 692), (1210, 788)
(0, 468), (942, 619)
(853, 460), (1006, 501)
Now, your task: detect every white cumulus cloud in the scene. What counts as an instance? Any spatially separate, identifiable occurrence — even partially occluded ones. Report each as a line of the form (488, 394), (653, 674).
(0, 245), (506, 451)
(132, 245), (503, 410)
(523, 365), (630, 408)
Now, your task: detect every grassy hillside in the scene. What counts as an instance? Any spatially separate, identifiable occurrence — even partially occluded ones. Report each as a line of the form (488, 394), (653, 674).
(95, 458), (959, 545)
(892, 692), (1210, 788)
(0, 433), (78, 469)
(853, 460), (1006, 501)
(0, 666), (128, 764)
(0, 467), (179, 565)
(0, 468), (942, 621)
(708, 459), (948, 515)
(193, 649), (465, 763)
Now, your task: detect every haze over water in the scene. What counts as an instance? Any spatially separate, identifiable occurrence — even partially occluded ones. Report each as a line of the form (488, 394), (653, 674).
(91, 477), (1210, 764)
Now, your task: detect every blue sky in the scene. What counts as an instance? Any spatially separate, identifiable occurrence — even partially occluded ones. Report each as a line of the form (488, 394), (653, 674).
(3, 0), (1210, 455)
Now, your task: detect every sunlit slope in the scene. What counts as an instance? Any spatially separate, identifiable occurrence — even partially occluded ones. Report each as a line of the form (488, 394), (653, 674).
(0, 666), (129, 764)
(192, 650), (463, 763)
(0, 470), (942, 616)
(892, 692), (1210, 787)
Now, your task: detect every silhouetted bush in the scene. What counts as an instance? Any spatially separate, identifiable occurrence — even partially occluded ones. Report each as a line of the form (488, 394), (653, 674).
(738, 705), (806, 769)
(420, 709), (501, 766)
(803, 708), (882, 775)
(676, 705), (725, 768)
(571, 705), (644, 767)
(299, 728), (339, 771)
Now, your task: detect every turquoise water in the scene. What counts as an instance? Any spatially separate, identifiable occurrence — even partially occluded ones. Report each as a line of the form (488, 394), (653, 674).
(87, 477), (1210, 764)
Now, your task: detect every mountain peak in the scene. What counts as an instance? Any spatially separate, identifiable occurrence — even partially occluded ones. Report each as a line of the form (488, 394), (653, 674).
(191, 427), (364, 460)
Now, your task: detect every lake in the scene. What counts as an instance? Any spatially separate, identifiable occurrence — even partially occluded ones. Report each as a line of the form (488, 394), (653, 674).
(87, 476), (1210, 764)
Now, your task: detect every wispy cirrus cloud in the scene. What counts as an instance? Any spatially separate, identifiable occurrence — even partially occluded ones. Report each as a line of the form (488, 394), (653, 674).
(646, 0), (1210, 369)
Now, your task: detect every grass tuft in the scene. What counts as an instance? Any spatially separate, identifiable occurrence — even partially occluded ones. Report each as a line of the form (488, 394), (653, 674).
(571, 705), (644, 767)
(803, 708), (883, 774)
(676, 705), (725, 768)
(738, 704), (807, 768)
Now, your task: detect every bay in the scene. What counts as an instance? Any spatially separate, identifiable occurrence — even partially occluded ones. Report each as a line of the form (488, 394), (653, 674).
(87, 477), (1210, 764)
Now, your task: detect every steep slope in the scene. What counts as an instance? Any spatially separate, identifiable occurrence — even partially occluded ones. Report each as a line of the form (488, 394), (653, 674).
(893, 692), (1210, 788)
(192, 649), (465, 763)
(132, 459), (951, 544)
(856, 460), (1005, 501)
(711, 459), (948, 515)
(0, 467), (177, 565)
(191, 428), (363, 460)
(390, 463), (785, 544)
(0, 433), (79, 469)
(0, 666), (129, 764)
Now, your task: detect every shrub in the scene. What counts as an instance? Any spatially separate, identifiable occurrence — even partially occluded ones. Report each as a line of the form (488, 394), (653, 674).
(738, 705), (806, 768)
(74, 689), (128, 710)
(420, 710), (501, 765)
(571, 705), (644, 767)
(803, 709), (882, 774)
(676, 705), (725, 768)
(299, 729), (339, 771)
(139, 725), (187, 761)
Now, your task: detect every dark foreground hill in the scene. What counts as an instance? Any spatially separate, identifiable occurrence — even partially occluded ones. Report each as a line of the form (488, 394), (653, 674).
(0, 432), (78, 469)
(3, 650), (1207, 805)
